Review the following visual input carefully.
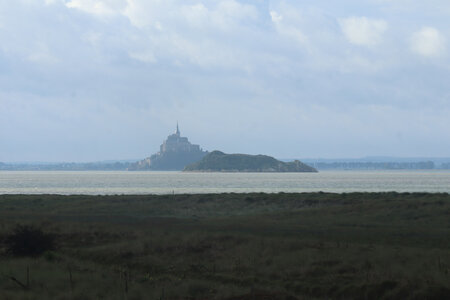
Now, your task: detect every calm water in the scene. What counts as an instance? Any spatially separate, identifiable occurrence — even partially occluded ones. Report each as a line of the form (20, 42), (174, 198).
(0, 170), (449, 194)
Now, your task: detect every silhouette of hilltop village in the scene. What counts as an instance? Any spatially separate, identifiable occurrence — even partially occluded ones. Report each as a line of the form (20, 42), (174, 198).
(129, 124), (208, 170)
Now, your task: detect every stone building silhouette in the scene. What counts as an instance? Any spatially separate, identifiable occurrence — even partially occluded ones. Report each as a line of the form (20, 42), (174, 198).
(129, 124), (207, 170)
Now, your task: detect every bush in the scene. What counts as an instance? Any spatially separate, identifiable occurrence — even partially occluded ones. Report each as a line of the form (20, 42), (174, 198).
(4, 225), (55, 257)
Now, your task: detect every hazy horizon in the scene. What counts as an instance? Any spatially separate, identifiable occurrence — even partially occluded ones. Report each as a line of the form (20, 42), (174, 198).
(1, 1), (450, 162)
(3, 154), (450, 165)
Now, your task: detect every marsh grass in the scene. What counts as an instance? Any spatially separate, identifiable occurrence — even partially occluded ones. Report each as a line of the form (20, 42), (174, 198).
(0, 192), (449, 299)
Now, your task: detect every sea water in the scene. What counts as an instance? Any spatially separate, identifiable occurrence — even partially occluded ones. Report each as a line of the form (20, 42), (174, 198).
(0, 170), (449, 195)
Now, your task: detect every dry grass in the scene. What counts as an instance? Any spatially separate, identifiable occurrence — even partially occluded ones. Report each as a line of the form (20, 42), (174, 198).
(0, 192), (449, 299)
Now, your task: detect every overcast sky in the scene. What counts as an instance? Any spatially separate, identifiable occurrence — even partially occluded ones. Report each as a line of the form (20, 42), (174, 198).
(1, 0), (449, 162)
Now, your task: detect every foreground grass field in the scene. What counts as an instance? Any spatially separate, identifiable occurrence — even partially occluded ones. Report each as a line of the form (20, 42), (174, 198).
(0, 192), (449, 299)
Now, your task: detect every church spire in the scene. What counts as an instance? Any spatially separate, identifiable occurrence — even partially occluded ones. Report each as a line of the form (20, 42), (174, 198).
(176, 122), (180, 136)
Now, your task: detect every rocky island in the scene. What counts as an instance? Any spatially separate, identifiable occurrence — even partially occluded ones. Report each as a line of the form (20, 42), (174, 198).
(184, 150), (317, 172)
(129, 125), (317, 172)
(129, 124), (207, 170)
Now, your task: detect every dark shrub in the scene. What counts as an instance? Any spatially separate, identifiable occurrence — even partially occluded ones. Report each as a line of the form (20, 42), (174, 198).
(5, 225), (55, 257)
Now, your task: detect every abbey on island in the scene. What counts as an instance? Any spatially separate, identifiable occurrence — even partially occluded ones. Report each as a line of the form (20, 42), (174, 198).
(129, 124), (208, 171)
(160, 123), (204, 154)
(129, 124), (317, 172)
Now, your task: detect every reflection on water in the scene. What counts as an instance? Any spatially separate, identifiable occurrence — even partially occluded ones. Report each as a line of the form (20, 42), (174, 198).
(0, 171), (449, 195)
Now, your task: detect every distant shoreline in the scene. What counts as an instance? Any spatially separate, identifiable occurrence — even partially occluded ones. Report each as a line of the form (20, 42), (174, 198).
(2, 159), (450, 171)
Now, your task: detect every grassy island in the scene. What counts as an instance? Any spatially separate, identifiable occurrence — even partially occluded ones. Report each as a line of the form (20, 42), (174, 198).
(184, 151), (317, 172)
(0, 192), (449, 299)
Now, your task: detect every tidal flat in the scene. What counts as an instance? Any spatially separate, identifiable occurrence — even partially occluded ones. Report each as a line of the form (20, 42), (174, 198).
(0, 192), (449, 299)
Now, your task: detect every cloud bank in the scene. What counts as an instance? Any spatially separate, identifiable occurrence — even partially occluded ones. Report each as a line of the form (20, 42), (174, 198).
(0, 0), (449, 161)
(411, 27), (446, 57)
(339, 17), (388, 47)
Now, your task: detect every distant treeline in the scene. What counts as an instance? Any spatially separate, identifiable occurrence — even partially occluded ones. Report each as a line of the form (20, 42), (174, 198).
(311, 161), (439, 170)
(0, 162), (132, 171)
(1, 160), (449, 171)
(441, 163), (450, 169)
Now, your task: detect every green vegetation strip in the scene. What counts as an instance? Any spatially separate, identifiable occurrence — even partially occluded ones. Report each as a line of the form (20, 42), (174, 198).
(0, 192), (449, 299)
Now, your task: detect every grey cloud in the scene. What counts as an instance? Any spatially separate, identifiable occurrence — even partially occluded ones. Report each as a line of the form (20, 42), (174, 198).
(0, 0), (449, 161)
